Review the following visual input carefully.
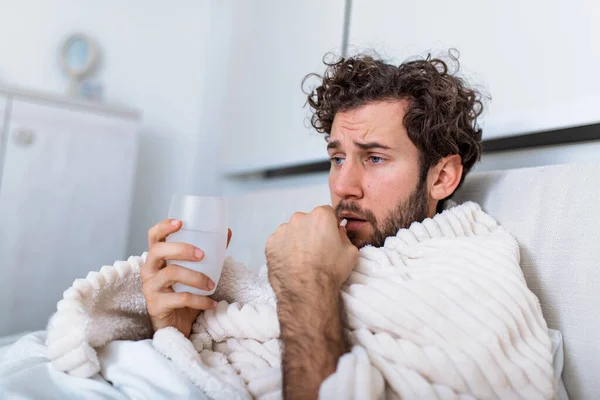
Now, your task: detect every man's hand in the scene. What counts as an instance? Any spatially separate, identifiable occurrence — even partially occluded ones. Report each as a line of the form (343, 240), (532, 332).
(141, 219), (232, 337)
(266, 205), (358, 296)
(266, 206), (359, 399)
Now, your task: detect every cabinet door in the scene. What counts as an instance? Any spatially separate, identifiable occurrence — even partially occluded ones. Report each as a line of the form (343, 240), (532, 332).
(221, 0), (346, 174)
(348, 0), (600, 139)
(0, 99), (138, 335)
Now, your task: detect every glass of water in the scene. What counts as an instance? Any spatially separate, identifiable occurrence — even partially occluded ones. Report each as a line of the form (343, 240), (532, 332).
(166, 195), (228, 296)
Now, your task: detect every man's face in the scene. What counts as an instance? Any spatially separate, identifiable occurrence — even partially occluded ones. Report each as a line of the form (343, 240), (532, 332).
(328, 101), (430, 248)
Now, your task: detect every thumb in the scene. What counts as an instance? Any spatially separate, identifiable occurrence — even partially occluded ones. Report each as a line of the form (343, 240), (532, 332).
(338, 224), (352, 245)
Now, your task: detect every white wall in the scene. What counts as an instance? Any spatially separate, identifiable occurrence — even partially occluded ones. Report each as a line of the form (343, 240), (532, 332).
(0, 0), (216, 256)
(222, 171), (330, 198)
(190, 0), (235, 199)
(348, 0), (600, 140)
(219, 0), (345, 175)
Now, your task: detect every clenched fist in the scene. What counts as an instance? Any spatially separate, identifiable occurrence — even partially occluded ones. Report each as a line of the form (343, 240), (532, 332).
(266, 205), (358, 299)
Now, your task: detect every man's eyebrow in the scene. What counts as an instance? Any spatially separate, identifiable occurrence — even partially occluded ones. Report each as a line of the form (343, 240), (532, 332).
(327, 140), (392, 151)
(327, 140), (340, 151)
(353, 141), (391, 150)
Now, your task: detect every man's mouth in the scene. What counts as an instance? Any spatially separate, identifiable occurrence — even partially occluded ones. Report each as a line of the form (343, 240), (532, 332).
(345, 219), (368, 230)
(339, 213), (369, 230)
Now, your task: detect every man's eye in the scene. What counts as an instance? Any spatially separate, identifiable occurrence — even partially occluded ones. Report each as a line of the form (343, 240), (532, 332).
(331, 157), (345, 165)
(369, 156), (384, 164)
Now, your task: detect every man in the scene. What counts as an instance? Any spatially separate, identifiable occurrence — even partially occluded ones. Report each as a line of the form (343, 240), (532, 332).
(141, 53), (484, 398)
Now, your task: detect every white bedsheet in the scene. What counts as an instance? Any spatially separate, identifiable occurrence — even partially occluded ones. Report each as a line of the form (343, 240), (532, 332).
(0, 332), (29, 360)
(0, 331), (207, 399)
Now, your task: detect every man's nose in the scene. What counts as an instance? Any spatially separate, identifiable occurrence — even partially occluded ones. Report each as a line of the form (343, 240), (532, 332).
(332, 161), (363, 200)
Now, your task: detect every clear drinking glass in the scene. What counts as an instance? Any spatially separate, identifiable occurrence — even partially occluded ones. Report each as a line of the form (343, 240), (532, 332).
(166, 195), (228, 296)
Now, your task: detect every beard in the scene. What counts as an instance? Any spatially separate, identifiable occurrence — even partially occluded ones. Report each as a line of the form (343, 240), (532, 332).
(335, 179), (429, 248)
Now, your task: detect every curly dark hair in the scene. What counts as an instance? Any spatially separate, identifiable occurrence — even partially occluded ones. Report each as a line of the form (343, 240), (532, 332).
(304, 51), (484, 197)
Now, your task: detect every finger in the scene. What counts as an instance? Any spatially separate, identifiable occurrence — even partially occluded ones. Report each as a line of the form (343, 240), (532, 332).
(141, 254), (166, 281)
(289, 212), (307, 223)
(313, 205), (334, 212)
(143, 242), (204, 276)
(152, 292), (218, 311)
(146, 264), (215, 293)
(312, 205), (339, 226)
(152, 241), (204, 262)
(338, 225), (353, 245)
(148, 219), (182, 248)
(313, 205), (336, 217)
(226, 228), (233, 248)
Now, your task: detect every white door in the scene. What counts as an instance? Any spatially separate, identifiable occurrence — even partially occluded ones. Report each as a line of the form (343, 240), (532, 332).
(0, 99), (138, 335)
(220, 0), (346, 174)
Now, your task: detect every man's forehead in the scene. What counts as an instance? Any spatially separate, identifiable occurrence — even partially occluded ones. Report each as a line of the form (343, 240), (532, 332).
(329, 100), (408, 145)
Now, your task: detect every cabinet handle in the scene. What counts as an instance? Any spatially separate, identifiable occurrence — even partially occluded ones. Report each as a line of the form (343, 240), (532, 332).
(13, 129), (36, 147)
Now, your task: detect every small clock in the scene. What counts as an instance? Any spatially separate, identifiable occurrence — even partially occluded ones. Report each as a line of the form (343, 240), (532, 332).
(60, 33), (100, 96)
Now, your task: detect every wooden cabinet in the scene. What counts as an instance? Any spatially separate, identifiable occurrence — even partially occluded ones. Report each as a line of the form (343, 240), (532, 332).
(220, 0), (346, 174)
(0, 88), (140, 335)
(348, 0), (600, 139)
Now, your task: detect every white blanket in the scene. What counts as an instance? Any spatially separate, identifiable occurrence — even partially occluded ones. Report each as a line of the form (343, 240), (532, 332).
(44, 201), (555, 399)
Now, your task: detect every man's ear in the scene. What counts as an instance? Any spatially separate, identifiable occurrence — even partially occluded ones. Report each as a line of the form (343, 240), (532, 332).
(427, 155), (463, 202)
